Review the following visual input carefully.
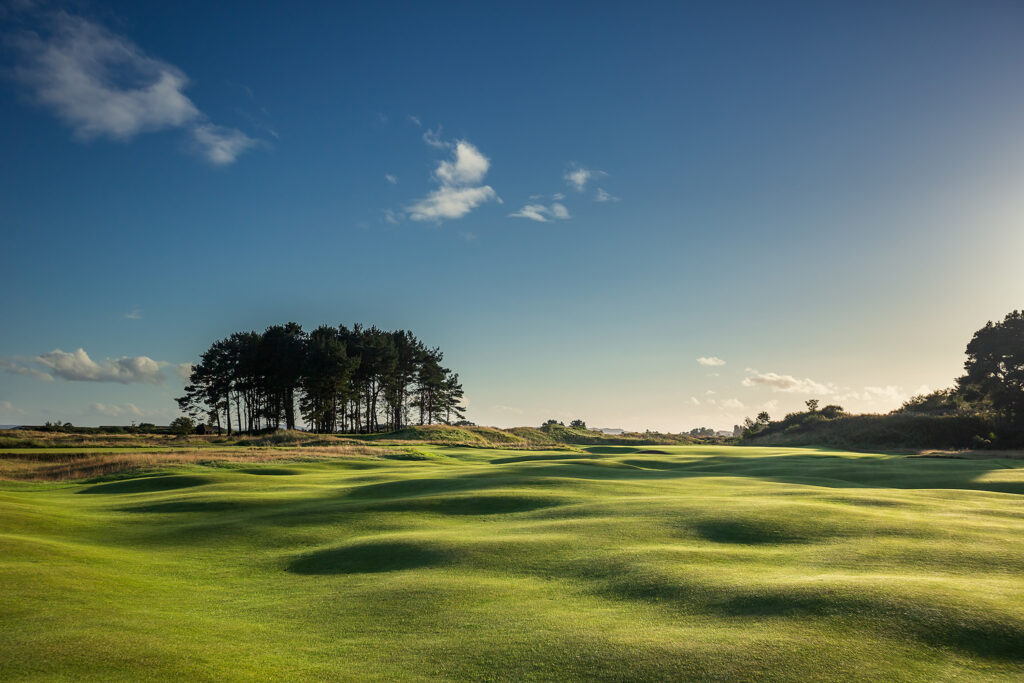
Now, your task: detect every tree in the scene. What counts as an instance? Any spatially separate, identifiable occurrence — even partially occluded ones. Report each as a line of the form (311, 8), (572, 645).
(805, 399), (819, 412)
(959, 310), (1024, 424)
(756, 411), (771, 426)
(820, 404), (845, 419)
(170, 416), (194, 437)
(569, 419), (587, 429)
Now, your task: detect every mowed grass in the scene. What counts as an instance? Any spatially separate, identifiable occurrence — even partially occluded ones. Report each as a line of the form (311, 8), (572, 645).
(2, 446), (1024, 681)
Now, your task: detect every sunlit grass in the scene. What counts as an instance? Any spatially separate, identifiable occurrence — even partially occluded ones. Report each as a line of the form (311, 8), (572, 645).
(2, 444), (1023, 680)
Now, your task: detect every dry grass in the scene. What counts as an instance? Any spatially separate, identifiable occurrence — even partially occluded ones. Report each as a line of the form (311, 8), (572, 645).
(914, 449), (1024, 460)
(0, 429), (227, 449)
(0, 445), (394, 481)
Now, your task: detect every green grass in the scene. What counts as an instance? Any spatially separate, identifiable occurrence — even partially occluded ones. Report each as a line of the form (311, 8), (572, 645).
(2, 445), (1024, 680)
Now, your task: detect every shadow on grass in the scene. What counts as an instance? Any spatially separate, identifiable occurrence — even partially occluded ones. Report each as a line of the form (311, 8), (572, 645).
(691, 518), (821, 544)
(239, 468), (301, 476)
(120, 500), (262, 514)
(486, 453), (1024, 495)
(77, 475), (209, 494)
(354, 494), (565, 516)
(600, 571), (1024, 661)
(287, 539), (450, 574)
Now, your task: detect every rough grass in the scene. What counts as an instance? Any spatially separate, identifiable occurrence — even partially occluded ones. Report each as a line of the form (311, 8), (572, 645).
(2, 445), (1024, 680)
(0, 445), (399, 481)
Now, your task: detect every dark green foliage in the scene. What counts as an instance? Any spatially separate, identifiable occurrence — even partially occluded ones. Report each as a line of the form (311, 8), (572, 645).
(169, 417), (194, 436)
(959, 310), (1024, 425)
(896, 389), (980, 417)
(569, 419), (587, 429)
(745, 412), (994, 449)
(177, 323), (464, 434)
(746, 312), (1024, 449)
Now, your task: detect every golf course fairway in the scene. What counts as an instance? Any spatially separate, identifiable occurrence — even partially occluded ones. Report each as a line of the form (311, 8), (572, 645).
(2, 444), (1024, 681)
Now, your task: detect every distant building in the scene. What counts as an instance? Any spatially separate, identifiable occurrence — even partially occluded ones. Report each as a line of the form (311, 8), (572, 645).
(194, 423), (221, 435)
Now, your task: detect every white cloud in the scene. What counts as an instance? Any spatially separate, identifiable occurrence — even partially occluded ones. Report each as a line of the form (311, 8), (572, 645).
(552, 192), (565, 200)
(408, 114), (422, 127)
(742, 370), (833, 395)
(509, 202), (571, 223)
(35, 348), (164, 384)
(382, 208), (401, 225)
(408, 185), (497, 221)
(406, 138), (497, 222)
(435, 141), (490, 185)
(862, 385), (903, 402)
(0, 358), (54, 381)
(10, 12), (257, 165)
(720, 398), (745, 410)
(174, 362), (194, 381)
(690, 397), (701, 405)
(565, 166), (592, 191)
(191, 124), (258, 166)
(565, 164), (605, 191)
(595, 188), (620, 202)
(124, 305), (142, 320)
(91, 402), (143, 418)
(697, 356), (726, 366)
(385, 173), (398, 184)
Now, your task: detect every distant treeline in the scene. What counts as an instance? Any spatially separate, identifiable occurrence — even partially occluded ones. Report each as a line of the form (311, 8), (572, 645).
(177, 323), (464, 435)
(743, 310), (1024, 449)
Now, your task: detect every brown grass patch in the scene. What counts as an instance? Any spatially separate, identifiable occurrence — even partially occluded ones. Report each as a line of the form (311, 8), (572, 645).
(0, 445), (394, 482)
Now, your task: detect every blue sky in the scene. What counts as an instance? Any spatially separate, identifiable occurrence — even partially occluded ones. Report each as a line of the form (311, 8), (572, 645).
(2, 0), (1023, 430)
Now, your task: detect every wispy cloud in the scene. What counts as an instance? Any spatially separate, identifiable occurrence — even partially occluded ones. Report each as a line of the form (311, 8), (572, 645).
(9, 11), (258, 165)
(742, 369), (833, 395)
(191, 124), (258, 166)
(406, 138), (498, 222)
(385, 173), (398, 184)
(422, 126), (447, 149)
(90, 402), (143, 418)
(174, 362), (194, 381)
(509, 202), (570, 223)
(124, 305), (142, 320)
(0, 358), (54, 381)
(34, 348), (165, 384)
(565, 163), (604, 191)
(697, 356), (726, 366)
(595, 188), (620, 202)
(382, 208), (401, 225)
(408, 114), (422, 127)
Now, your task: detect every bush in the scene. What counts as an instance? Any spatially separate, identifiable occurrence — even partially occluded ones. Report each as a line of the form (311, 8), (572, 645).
(745, 413), (996, 450)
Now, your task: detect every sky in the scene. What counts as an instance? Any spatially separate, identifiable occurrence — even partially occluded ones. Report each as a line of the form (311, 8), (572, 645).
(2, 0), (1024, 431)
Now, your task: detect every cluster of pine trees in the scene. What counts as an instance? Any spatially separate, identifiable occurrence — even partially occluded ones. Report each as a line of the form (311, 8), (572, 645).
(176, 323), (464, 434)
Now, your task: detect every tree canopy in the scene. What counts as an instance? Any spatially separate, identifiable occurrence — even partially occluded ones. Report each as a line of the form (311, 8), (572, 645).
(177, 323), (464, 434)
(958, 310), (1024, 425)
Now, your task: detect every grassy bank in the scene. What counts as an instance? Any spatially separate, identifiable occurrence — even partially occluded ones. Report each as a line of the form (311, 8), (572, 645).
(2, 445), (1024, 680)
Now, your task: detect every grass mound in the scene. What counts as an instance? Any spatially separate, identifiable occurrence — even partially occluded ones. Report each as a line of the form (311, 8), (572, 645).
(3, 444), (1024, 680)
